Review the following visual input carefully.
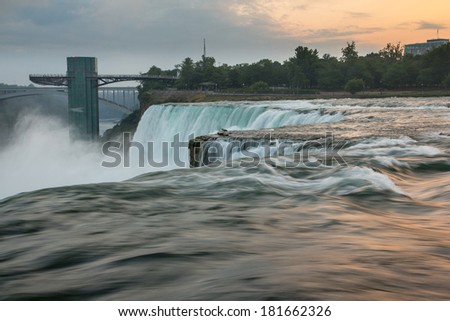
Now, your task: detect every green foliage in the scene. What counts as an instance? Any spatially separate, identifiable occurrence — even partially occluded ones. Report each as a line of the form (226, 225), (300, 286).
(443, 73), (450, 89)
(292, 46), (320, 87)
(317, 56), (343, 89)
(418, 68), (435, 86)
(420, 43), (450, 85)
(379, 42), (403, 61)
(341, 41), (358, 62)
(346, 60), (373, 87)
(176, 57), (195, 89)
(382, 62), (408, 88)
(344, 79), (365, 94)
(138, 65), (177, 97)
(137, 41), (450, 95)
(0, 83), (21, 88)
(364, 53), (386, 88)
(249, 81), (270, 93)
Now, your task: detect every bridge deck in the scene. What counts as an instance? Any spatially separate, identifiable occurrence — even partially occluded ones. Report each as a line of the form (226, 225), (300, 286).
(29, 74), (68, 86)
(29, 74), (179, 87)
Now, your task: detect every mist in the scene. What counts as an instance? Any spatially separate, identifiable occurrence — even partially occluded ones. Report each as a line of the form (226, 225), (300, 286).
(0, 113), (144, 200)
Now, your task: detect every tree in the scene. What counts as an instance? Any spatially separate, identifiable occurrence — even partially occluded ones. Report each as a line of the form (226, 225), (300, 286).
(345, 60), (373, 87)
(340, 42), (369, 86)
(341, 41), (358, 62)
(176, 57), (195, 89)
(421, 43), (450, 85)
(317, 56), (343, 89)
(403, 56), (420, 86)
(364, 52), (386, 88)
(382, 62), (408, 88)
(379, 42), (403, 61)
(418, 68), (436, 86)
(226, 67), (242, 88)
(286, 60), (307, 90)
(344, 78), (365, 94)
(138, 65), (166, 91)
(292, 46), (320, 87)
(136, 39), (450, 94)
(250, 81), (270, 93)
(443, 73), (450, 89)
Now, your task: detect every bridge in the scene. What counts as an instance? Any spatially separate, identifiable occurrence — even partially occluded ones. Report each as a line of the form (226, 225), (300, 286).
(29, 74), (178, 87)
(0, 86), (140, 112)
(28, 57), (178, 140)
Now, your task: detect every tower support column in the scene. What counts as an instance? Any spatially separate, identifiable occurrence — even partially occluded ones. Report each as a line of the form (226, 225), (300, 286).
(67, 57), (99, 140)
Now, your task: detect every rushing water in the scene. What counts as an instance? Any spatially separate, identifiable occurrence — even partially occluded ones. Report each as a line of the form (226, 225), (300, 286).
(0, 98), (449, 300)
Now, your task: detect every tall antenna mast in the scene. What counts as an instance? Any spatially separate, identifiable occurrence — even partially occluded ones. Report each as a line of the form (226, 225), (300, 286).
(203, 38), (206, 62)
(437, 29), (439, 39)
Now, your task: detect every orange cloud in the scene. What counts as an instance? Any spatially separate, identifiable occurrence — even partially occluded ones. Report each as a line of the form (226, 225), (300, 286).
(231, 0), (449, 49)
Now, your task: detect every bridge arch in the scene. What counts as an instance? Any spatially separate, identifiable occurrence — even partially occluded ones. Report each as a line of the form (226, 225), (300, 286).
(0, 87), (138, 113)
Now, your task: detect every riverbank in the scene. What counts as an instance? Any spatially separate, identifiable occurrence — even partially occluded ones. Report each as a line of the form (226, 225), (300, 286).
(199, 88), (450, 101)
(140, 88), (450, 108)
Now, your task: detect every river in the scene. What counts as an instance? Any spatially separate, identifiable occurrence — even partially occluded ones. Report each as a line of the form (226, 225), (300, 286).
(0, 98), (449, 300)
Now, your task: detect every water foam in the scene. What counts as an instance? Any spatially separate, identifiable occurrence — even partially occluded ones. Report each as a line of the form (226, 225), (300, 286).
(370, 156), (411, 169)
(345, 146), (443, 157)
(344, 137), (444, 157)
(236, 165), (406, 196)
(347, 136), (416, 150)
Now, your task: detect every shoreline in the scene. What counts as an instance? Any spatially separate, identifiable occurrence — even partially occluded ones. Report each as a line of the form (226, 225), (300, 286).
(140, 89), (450, 108)
(198, 89), (450, 102)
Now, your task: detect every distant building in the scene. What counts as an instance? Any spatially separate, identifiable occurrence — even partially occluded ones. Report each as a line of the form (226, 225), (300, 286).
(404, 38), (449, 56)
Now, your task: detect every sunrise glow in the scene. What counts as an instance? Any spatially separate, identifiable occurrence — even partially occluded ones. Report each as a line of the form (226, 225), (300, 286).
(229, 0), (450, 49)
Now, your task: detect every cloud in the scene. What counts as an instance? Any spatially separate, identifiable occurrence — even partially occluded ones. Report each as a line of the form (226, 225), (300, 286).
(0, 0), (288, 52)
(301, 26), (383, 41)
(345, 11), (372, 19)
(397, 20), (447, 31)
(0, 0), (303, 84)
(0, 0), (47, 17)
(416, 21), (447, 30)
(18, 0), (91, 26)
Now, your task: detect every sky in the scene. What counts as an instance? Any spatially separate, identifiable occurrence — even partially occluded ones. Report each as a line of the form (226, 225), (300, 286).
(1, 0), (449, 85)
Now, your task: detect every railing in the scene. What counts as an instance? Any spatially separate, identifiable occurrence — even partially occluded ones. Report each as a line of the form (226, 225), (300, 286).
(0, 87), (68, 98)
(29, 74), (179, 87)
(96, 74), (179, 86)
(97, 74), (178, 79)
(29, 74), (67, 78)
(29, 74), (70, 86)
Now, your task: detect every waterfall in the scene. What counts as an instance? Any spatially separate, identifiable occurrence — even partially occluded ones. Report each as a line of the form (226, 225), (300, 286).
(131, 102), (344, 168)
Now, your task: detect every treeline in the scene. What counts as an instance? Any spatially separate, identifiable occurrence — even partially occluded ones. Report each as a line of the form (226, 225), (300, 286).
(0, 83), (35, 88)
(139, 41), (450, 94)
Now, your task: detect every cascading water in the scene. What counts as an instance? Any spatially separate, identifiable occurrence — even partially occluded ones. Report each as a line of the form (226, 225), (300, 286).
(131, 102), (344, 168)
